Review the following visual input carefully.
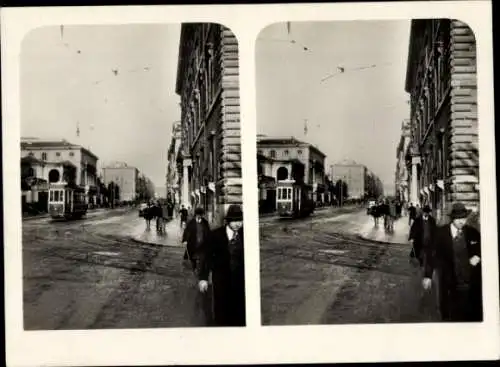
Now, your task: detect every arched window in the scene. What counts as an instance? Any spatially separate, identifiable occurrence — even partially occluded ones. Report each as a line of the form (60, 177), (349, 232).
(270, 150), (276, 158)
(48, 169), (60, 183)
(277, 166), (288, 181)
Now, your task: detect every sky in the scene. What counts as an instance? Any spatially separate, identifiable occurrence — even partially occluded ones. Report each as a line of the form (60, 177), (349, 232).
(256, 20), (411, 195)
(21, 24), (181, 190)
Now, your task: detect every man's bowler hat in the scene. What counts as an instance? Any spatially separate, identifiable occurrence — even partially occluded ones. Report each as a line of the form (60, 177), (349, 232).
(225, 204), (243, 222)
(450, 202), (470, 219)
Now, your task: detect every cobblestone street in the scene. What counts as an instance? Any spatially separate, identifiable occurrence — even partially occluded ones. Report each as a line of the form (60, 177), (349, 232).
(23, 209), (212, 330)
(260, 208), (441, 325)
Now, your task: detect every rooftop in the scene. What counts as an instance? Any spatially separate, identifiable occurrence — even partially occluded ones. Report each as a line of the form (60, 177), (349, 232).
(257, 135), (326, 157)
(331, 159), (364, 167)
(20, 138), (99, 160)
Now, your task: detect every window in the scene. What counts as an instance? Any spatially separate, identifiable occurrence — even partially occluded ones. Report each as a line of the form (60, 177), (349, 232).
(298, 150), (302, 155)
(257, 149), (263, 155)
(56, 152), (61, 157)
(41, 152), (47, 161)
(270, 150), (276, 158)
(28, 152), (34, 156)
(284, 150), (289, 156)
(69, 152), (74, 157)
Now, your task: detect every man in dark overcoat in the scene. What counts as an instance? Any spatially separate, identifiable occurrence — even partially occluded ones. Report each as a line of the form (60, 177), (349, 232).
(409, 205), (437, 266)
(197, 204), (245, 327)
(182, 207), (211, 271)
(422, 202), (482, 322)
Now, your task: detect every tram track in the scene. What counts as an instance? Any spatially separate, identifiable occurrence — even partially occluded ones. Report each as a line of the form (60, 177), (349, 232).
(260, 228), (414, 278)
(31, 225), (187, 280)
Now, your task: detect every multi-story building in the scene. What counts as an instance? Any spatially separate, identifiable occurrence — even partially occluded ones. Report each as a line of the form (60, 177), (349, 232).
(330, 160), (383, 200)
(395, 119), (412, 203)
(330, 160), (365, 199)
(102, 162), (139, 202)
(21, 138), (99, 206)
(166, 121), (182, 206)
(405, 19), (479, 221)
(175, 23), (241, 225)
(257, 136), (327, 204)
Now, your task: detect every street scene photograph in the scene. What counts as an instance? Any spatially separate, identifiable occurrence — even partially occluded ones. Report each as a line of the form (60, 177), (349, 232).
(20, 22), (245, 329)
(256, 19), (482, 325)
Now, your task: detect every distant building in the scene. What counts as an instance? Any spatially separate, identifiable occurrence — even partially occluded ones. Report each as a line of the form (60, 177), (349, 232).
(166, 121), (182, 206)
(21, 138), (99, 207)
(405, 19), (478, 220)
(102, 162), (144, 202)
(330, 159), (383, 200)
(257, 136), (327, 205)
(176, 23), (241, 225)
(395, 119), (411, 203)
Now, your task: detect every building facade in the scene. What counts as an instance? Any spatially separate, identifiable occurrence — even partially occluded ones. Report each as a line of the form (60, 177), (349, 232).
(257, 136), (327, 205)
(405, 19), (479, 221)
(21, 138), (99, 206)
(395, 119), (411, 203)
(330, 159), (383, 200)
(175, 23), (241, 225)
(102, 162), (141, 202)
(166, 121), (182, 207)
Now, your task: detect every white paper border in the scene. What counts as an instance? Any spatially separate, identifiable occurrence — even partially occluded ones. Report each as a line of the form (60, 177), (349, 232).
(2, 1), (498, 365)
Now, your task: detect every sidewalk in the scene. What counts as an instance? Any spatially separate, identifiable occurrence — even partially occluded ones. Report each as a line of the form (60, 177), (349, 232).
(129, 218), (184, 247)
(356, 215), (410, 245)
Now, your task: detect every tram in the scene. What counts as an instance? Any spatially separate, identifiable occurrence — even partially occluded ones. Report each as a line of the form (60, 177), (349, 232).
(276, 179), (315, 218)
(48, 183), (88, 219)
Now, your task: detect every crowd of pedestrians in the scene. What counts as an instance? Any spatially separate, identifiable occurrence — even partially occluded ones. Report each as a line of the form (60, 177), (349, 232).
(368, 197), (403, 232)
(142, 199), (173, 234)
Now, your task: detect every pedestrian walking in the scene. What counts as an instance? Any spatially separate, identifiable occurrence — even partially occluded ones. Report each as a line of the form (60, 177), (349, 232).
(408, 205), (436, 267)
(182, 207), (211, 271)
(380, 199), (389, 230)
(197, 204), (245, 327)
(370, 203), (380, 227)
(144, 201), (153, 230)
(179, 205), (188, 230)
(154, 200), (163, 233)
(396, 200), (402, 218)
(408, 202), (417, 226)
(161, 201), (169, 234)
(422, 202), (482, 322)
(387, 200), (397, 232)
(167, 200), (174, 219)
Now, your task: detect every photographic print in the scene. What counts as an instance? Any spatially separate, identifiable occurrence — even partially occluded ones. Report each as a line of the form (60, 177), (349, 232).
(257, 19), (483, 325)
(3, 2), (498, 366)
(19, 22), (245, 330)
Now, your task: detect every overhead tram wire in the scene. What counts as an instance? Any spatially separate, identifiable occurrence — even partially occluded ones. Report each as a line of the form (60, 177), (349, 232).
(320, 61), (394, 83)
